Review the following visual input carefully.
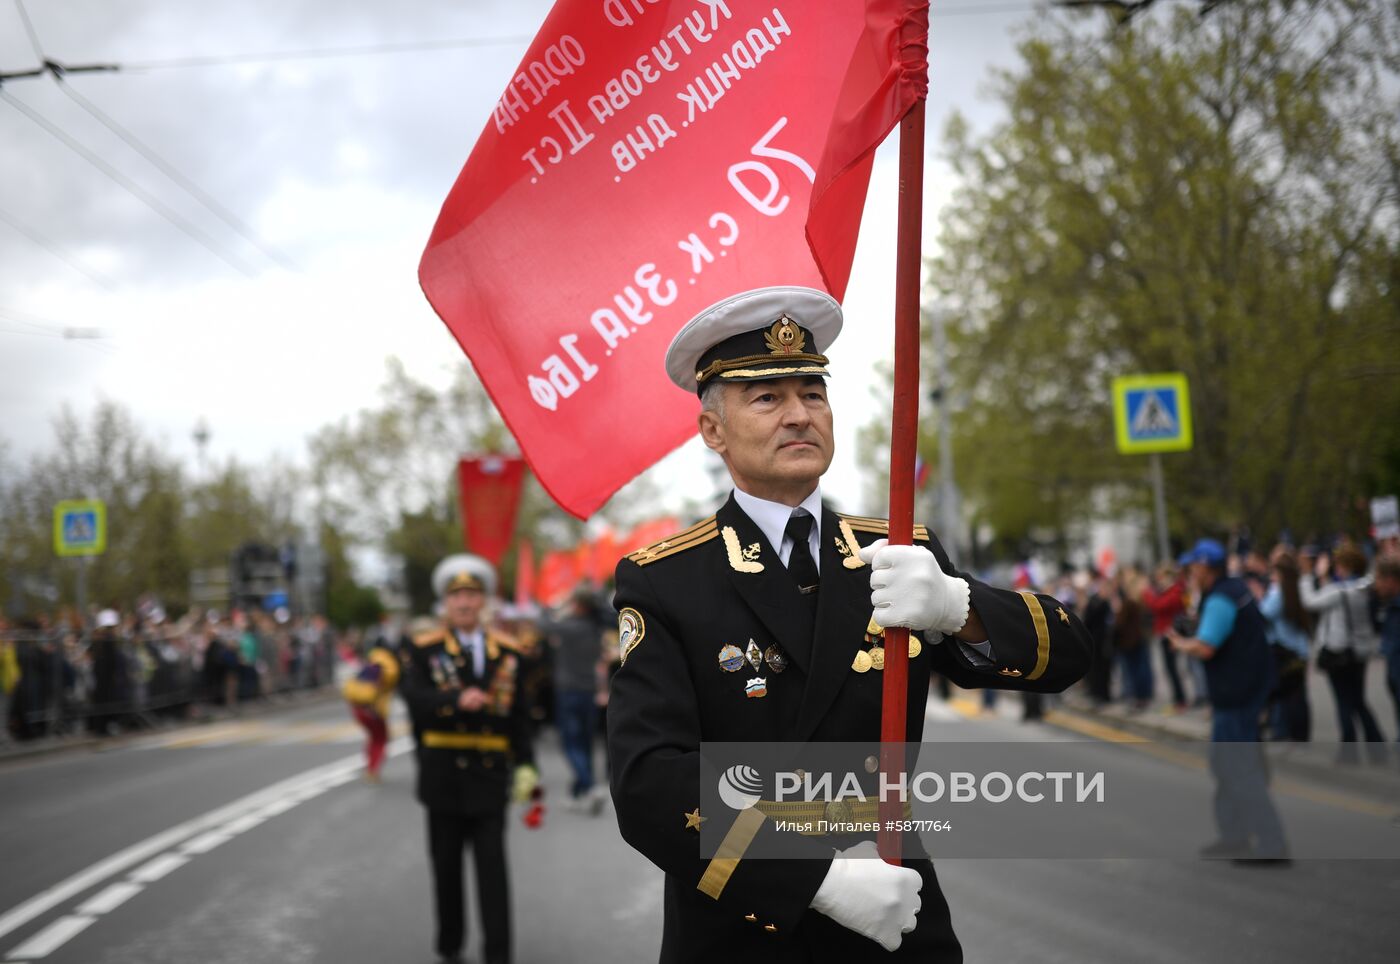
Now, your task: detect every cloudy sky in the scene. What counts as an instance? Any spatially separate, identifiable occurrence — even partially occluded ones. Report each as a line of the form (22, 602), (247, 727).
(0, 0), (1053, 518)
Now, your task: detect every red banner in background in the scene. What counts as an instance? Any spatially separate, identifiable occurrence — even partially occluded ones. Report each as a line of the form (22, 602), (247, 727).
(514, 515), (681, 606)
(458, 455), (527, 565)
(537, 549), (583, 607)
(421, 1), (882, 519)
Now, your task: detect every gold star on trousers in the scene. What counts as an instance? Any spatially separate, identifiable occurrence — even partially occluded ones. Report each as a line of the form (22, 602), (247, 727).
(684, 808), (706, 831)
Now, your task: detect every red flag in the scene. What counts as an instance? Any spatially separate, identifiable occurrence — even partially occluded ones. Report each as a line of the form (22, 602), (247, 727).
(457, 455), (527, 565)
(515, 540), (536, 606)
(589, 529), (622, 584)
(805, 1), (929, 292)
(621, 516), (681, 555)
(421, 2), (889, 519)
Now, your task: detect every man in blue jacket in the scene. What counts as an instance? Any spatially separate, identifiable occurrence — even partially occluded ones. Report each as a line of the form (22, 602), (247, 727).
(1169, 538), (1289, 863)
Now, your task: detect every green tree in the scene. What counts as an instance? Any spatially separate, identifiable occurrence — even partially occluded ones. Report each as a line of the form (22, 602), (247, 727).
(309, 358), (665, 611)
(900, 0), (1399, 555)
(0, 402), (190, 610)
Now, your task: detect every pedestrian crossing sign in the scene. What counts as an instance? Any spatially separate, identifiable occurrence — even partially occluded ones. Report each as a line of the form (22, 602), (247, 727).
(54, 499), (107, 556)
(1111, 374), (1193, 454)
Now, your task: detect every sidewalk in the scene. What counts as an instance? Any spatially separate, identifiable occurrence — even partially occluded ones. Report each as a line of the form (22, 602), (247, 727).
(0, 685), (341, 765)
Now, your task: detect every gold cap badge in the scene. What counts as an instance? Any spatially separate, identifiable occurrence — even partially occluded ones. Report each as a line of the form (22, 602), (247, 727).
(763, 316), (807, 355)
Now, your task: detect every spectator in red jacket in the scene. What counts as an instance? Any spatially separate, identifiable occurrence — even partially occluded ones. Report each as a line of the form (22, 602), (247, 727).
(1143, 562), (1188, 710)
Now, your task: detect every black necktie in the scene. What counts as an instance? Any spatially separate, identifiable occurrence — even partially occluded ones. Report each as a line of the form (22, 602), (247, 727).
(785, 513), (820, 594)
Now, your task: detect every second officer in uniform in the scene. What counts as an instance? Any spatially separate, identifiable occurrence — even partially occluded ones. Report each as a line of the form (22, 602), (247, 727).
(400, 554), (537, 964)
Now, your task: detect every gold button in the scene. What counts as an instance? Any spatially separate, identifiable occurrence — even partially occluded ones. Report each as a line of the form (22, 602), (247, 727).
(764, 924), (778, 933)
(864, 755), (879, 774)
(744, 913), (757, 923)
(456, 757), (468, 769)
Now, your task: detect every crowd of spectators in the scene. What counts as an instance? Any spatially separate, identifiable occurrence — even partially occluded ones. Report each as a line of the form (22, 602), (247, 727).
(1, 603), (341, 743)
(1041, 534), (1400, 752)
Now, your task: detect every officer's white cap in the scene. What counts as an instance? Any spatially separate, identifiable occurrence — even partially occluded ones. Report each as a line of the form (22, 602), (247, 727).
(664, 285), (843, 392)
(431, 553), (497, 598)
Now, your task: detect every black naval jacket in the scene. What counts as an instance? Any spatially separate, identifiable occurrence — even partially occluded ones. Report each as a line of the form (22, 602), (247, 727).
(400, 626), (534, 816)
(608, 495), (1092, 963)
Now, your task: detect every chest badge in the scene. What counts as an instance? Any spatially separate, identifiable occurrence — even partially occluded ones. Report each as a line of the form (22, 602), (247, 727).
(745, 677), (768, 698)
(717, 644), (745, 673)
(745, 639), (763, 671)
(763, 645), (788, 674)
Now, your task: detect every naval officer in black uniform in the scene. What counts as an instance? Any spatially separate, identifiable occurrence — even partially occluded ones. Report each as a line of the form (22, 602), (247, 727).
(606, 286), (1092, 962)
(400, 554), (537, 964)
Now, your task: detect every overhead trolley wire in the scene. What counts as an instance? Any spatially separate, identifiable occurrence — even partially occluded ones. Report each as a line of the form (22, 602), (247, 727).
(0, 206), (116, 288)
(51, 73), (298, 271)
(0, 88), (258, 277)
(117, 34), (536, 71)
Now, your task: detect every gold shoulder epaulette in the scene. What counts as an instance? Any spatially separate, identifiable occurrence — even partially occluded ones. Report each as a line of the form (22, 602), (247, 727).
(488, 629), (522, 655)
(413, 628), (448, 648)
(626, 515), (718, 566)
(837, 513), (931, 542)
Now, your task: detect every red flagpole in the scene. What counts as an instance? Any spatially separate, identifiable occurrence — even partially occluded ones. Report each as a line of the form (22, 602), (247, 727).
(878, 99), (926, 865)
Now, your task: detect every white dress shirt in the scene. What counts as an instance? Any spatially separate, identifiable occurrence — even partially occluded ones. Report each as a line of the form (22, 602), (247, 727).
(732, 485), (996, 662)
(452, 627), (485, 679)
(732, 485), (824, 573)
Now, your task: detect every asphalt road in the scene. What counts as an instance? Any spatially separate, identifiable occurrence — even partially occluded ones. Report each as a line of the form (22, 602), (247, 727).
(1, 695), (1397, 963)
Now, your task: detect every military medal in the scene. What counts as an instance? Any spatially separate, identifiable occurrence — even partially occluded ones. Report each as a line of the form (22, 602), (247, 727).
(717, 644), (745, 673)
(763, 645), (787, 673)
(745, 639), (763, 671)
(852, 650), (872, 673)
(868, 646), (885, 671)
(745, 677), (768, 698)
(908, 637), (922, 658)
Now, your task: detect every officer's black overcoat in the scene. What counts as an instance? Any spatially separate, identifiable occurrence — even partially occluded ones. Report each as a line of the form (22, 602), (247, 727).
(608, 495), (1091, 962)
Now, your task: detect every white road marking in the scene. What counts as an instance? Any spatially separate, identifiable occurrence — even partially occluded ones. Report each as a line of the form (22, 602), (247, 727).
(178, 831), (231, 856)
(0, 744), (406, 943)
(256, 797), (302, 818)
(4, 916), (95, 960)
(220, 813), (267, 836)
(74, 883), (142, 917)
(128, 854), (189, 884)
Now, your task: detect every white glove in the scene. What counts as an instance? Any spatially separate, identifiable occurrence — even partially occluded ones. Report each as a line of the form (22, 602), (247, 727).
(858, 539), (970, 636)
(810, 840), (922, 951)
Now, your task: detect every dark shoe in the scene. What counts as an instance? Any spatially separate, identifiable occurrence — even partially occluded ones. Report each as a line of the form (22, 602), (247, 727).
(1198, 839), (1251, 859)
